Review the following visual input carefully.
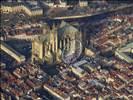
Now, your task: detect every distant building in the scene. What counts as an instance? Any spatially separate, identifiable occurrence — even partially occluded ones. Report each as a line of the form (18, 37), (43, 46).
(43, 84), (70, 100)
(43, 0), (68, 8)
(71, 65), (86, 78)
(32, 22), (82, 64)
(32, 28), (58, 64)
(84, 48), (96, 57)
(0, 41), (25, 63)
(72, 59), (95, 77)
(115, 42), (133, 63)
(79, 1), (88, 7)
(0, 2), (43, 16)
(44, 0), (88, 8)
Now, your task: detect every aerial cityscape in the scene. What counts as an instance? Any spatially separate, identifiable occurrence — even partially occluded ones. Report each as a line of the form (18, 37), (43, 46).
(0, 0), (133, 100)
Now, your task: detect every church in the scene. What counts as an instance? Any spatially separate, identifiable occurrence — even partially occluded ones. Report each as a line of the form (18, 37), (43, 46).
(32, 21), (82, 64)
